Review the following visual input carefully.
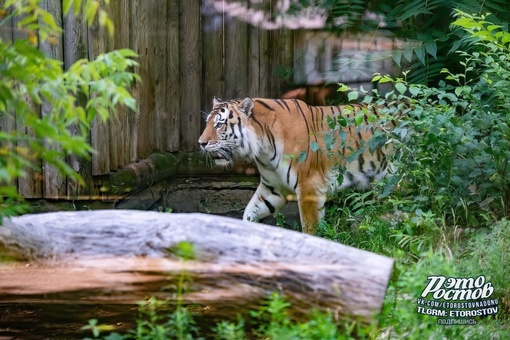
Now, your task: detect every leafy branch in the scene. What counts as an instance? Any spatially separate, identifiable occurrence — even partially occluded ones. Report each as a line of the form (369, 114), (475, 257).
(0, 0), (138, 221)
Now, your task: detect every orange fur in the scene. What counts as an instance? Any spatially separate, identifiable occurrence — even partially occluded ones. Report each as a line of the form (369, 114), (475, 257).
(199, 97), (396, 234)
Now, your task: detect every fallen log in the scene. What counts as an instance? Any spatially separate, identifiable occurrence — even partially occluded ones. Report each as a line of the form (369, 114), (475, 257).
(0, 210), (393, 337)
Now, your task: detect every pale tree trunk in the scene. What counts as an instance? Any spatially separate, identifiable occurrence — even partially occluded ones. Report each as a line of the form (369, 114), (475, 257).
(0, 210), (393, 335)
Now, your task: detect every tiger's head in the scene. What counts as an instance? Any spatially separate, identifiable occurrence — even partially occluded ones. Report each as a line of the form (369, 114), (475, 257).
(198, 97), (256, 163)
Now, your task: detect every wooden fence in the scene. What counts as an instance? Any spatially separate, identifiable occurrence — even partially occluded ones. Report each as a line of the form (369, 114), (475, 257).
(2, 1), (400, 201)
(1, 0), (294, 199)
(293, 30), (397, 89)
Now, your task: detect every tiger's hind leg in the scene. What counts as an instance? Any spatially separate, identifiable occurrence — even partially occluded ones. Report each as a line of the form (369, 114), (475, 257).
(243, 182), (287, 223)
(296, 181), (327, 235)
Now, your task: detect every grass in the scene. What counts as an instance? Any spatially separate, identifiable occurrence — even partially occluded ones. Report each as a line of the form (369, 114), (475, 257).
(320, 190), (510, 339)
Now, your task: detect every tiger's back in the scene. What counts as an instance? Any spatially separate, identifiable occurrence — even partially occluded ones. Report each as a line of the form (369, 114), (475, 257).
(198, 97), (395, 234)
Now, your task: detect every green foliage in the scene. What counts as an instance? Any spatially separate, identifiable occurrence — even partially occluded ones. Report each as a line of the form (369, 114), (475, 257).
(460, 220), (510, 308)
(0, 0), (138, 222)
(88, 293), (362, 340)
(379, 220), (510, 339)
(2, 0), (115, 41)
(167, 241), (197, 261)
(329, 12), (510, 228)
(317, 194), (510, 339)
(124, 297), (198, 340)
(82, 319), (117, 339)
(212, 317), (245, 340)
(284, 0), (510, 84)
(273, 212), (285, 227)
(250, 293), (355, 340)
(249, 292), (295, 338)
(315, 12), (510, 338)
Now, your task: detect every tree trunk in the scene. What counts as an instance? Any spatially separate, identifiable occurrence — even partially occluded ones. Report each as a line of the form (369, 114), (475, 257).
(0, 210), (393, 336)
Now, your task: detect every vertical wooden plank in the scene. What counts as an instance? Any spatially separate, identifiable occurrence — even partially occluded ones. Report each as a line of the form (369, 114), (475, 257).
(149, 0), (168, 152)
(179, 0), (201, 152)
(164, 0), (180, 151)
(292, 29), (306, 85)
(39, 0), (66, 199)
(64, 6), (95, 198)
(16, 94), (43, 199)
(267, 0), (278, 97)
(88, 1), (111, 176)
(128, 0), (140, 163)
(259, 30), (271, 98)
(106, 0), (122, 170)
(248, 0), (270, 98)
(247, 2), (260, 98)
(110, 0), (125, 166)
(135, 0), (151, 159)
(225, 0), (248, 99)
(145, 0), (159, 152)
(202, 2), (224, 114)
(257, 25), (271, 98)
(280, 7), (294, 76)
(115, 0), (130, 166)
(12, 15), (43, 198)
(269, 26), (293, 98)
(268, 27), (277, 97)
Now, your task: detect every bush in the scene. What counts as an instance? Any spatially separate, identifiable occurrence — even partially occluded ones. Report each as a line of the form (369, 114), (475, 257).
(0, 0), (138, 222)
(318, 11), (510, 339)
(329, 12), (510, 229)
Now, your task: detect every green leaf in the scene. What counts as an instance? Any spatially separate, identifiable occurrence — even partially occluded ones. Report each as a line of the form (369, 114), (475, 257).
(377, 75), (393, 84)
(327, 115), (336, 129)
(336, 172), (344, 185)
(348, 91), (358, 102)
(409, 85), (421, 97)
(355, 113), (363, 126)
(362, 95), (373, 105)
(63, 0), (74, 14)
(403, 47), (414, 62)
(297, 151), (307, 163)
(310, 141), (319, 152)
(415, 45), (426, 64)
(337, 115), (347, 127)
(501, 33), (510, 44)
(424, 41), (437, 58)
(395, 82), (407, 94)
(338, 129), (347, 142)
(345, 147), (365, 163)
(500, 123), (510, 136)
(392, 49), (402, 66)
(367, 135), (379, 154)
(324, 131), (334, 149)
(486, 24), (501, 33)
(452, 17), (479, 29)
(337, 84), (350, 92)
(168, 241), (196, 260)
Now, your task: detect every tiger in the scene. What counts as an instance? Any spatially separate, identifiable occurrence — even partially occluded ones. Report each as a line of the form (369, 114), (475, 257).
(198, 96), (398, 234)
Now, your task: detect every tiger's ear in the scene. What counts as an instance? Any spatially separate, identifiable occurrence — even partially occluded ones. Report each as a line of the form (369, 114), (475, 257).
(213, 96), (223, 107)
(240, 97), (254, 116)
